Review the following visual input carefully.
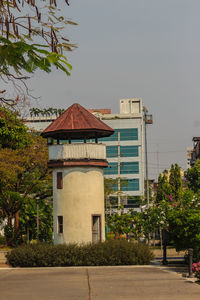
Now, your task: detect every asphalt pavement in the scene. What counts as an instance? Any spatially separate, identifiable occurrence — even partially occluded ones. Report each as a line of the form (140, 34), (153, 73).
(0, 266), (200, 300)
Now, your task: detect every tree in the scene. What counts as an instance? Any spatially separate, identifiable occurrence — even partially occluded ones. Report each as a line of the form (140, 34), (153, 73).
(0, 133), (52, 245)
(185, 160), (200, 193)
(169, 164), (183, 201)
(19, 196), (53, 243)
(156, 172), (171, 203)
(107, 212), (133, 238)
(129, 213), (143, 241)
(168, 209), (200, 258)
(0, 105), (30, 149)
(104, 178), (118, 212)
(0, 1), (77, 105)
(104, 177), (128, 215)
(29, 107), (65, 117)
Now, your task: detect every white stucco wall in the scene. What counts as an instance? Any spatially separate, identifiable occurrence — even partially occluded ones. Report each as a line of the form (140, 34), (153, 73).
(53, 167), (105, 245)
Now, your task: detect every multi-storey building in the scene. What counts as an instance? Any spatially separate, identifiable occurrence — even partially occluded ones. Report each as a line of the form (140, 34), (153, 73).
(91, 99), (144, 209)
(24, 98), (144, 210)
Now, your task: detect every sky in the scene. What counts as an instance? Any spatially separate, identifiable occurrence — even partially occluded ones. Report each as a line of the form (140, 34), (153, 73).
(30, 0), (200, 179)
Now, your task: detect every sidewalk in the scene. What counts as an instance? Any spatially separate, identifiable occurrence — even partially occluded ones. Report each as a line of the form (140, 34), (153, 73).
(0, 251), (9, 268)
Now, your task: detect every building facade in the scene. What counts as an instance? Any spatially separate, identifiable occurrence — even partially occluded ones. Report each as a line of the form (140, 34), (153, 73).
(186, 138), (200, 168)
(92, 99), (144, 209)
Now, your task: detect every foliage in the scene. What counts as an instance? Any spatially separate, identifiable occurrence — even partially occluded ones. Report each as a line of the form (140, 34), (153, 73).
(107, 210), (144, 240)
(0, 135), (50, 199)
(107, 211), (133, 237)
(185, 160), (200, 193)
(156, 172), (172, 203)
(0, 37), (72, 77)
(168, 209), (200, 254)
(29, 107), (65, 117)
(156, 164), (183, 204)
(169, 164), (183, 201)
(19, 196), (53, 243)
(140, 204), (168, 238)
(0, 0), (77, 105)
(104, 177), (119, 209)
(6, 240), (154, 267)
(0, 105), (30, 149)
(0, 118), (52, 245)
(0, 234), (6, 245)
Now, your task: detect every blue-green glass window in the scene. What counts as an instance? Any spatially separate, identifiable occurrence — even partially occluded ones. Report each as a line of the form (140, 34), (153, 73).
(106, 146), (118, 157)
(120, 162), (139, 174)
(119, 129), (138, 141)
(104, 162), (118, 175)
(120, 146), (138, 157)
(99, 128), (138, 142)
(121, 179), (139, 191)
(104, 162), (139, 175)
(106, 145), (139, 158)
(112, 179), (139, 191)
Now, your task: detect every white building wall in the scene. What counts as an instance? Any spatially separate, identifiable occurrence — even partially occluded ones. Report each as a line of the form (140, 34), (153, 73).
(49, 143), (106, 161)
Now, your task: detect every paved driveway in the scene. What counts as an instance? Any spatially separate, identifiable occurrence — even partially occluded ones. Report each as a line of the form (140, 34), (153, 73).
(0, 266), (200, 300)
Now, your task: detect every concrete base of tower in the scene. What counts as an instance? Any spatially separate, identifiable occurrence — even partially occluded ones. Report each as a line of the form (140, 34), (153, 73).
(53, 166), (105, 245)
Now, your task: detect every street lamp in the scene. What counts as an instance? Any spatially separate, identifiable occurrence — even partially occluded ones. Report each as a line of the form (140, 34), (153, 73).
(143, 107), (153, 246)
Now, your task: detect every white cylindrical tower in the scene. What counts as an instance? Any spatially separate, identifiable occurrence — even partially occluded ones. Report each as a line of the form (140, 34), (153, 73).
(42, 103), (114, 244)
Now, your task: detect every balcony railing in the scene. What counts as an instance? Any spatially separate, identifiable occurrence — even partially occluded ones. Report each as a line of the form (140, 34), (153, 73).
(49, 143), (106, 161)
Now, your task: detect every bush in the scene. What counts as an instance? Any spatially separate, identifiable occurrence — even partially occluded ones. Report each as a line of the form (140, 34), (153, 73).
(0, 235), (6, 245)
(7, 240), (154, 267)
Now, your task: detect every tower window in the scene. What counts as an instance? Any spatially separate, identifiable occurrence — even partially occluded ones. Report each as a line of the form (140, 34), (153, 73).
(57, 172), (63, 189)
(58, 216), (63, 233)
(92, 215), (101, 243)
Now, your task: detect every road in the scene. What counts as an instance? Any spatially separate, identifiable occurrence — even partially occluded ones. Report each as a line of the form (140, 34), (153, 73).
(0, 266), (199, 300)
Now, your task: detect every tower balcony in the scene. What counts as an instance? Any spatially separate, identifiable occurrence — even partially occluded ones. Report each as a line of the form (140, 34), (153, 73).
(48, 143), (108, 168)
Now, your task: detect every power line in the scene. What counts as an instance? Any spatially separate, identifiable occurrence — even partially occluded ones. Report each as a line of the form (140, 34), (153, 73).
(148, 150), (186, 154)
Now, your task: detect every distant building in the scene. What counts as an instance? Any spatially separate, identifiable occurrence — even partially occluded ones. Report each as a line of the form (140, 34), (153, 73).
(186, 137), (200, 168)
(186, 147), (193, 169)
(24, 98), (145, 210)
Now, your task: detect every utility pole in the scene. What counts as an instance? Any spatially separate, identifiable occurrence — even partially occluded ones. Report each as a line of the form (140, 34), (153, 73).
(156, 143), (160, 179)
(36, 198), (39, 242)
(143, 108), (153, 246)
(144, 115), (149, 210)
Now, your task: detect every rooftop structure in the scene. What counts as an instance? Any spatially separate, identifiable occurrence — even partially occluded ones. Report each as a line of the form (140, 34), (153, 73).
(42, 103), (114, 140)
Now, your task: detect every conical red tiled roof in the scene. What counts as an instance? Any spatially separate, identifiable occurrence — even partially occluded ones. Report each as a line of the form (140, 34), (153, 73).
(42, 103), (114, 140)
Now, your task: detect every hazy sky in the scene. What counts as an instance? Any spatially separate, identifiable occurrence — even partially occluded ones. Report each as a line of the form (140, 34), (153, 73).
(30, 0), (200, 179)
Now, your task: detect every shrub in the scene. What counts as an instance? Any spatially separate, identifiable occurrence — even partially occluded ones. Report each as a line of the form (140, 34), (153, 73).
(7, 240), (154, 267)
(0, 235), (6, 245)
(192, 262), (200, 281)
